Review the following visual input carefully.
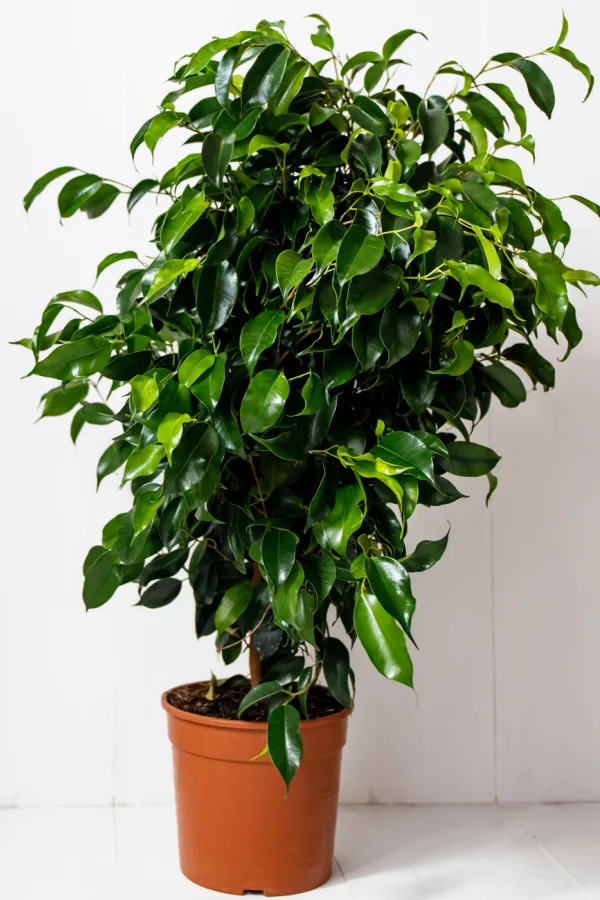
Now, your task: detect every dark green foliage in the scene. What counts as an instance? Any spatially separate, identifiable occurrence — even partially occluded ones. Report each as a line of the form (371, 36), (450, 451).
(20, 14), (597, 784)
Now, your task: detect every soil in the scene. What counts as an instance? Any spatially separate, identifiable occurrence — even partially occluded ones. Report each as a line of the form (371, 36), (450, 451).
(167, 680), (344, 722)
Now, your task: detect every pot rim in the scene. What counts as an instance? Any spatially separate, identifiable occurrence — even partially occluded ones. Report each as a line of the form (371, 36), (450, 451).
(161, 681), (351, 731)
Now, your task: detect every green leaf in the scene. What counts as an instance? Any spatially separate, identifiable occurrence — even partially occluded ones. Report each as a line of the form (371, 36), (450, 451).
(190, 354), (225, 411)
(510, 58), (555, 118)
(295, 371), (325, 416)
(313, 485), (364, 556)
(83, 546), (121, 610)
(58, 174), (103, 217)
(311, 24), (334, 52)
(366, 556), (417, 646)
(550, 46), (594, 101)
(465, 92), (504, 138)
(24, 166), (76, 211)
(96, 251), (138, 280)
(274, 561), (304, 625)
(303, 554), (336, 602)
(408, 228), (437, 263)
(503, 343), (555, 388)
(144, 112), (185, 155)
(238, 681), (288, 717)
(248, 134), (290, 155)
(429, 339), (474, 376)
(178, 349), (215, 387)
(380, 304), (421, 367)
(240, 310), (285, 376)
(185, 36), (249, 77)
(97, 441), (132, 487)
(139, 548), (189, 587)
(163, 422), (219, 494)
(157, 412), (192, 463)
(161, 193), (209, 256)
(481, 361), (527, 408)
(33, 336), (111, 380)
(241, 370), (289, 433)
(323, 638), (352, 707)
(348, 96), (390, 135)
(354, 591), (414, 686)
(372, 432), (435, 485)
(461, 181), (498, 219)
(267, 704), (303, 792)
(123, 444), (166, 481)
(419, 97), (450, 154)
(215, 44), (240, 106)
(346, 264), (402, 320)
(312, 220), (346, 276)
(138, 578), (182, 609)
(39, 379), (88, 418)
(404, 529), (450, 573)
(276, 250), (313, 302)
(242, 44), (289, 107)
(133, 486), (163, 536)
(102, 351), (152, 382)
(525, 251), (569, 327)
(261, 528), (297, 588)
(146, 258), (199, 301)
(446, 441), (500, 477)
(484, 83), (527, 136)
(215, 582), (253, 632)
(341, 51), (382, 76)
(274, 61), (309, 115)
(48, 289), (103, 314)
(336, 225), (383, 285)
(382, 28), (426, 62)
(195, 261), (238, 333)
(202, 132), (235, 188)
(127, 179), (159, 213)
(446, 261), (514, 310)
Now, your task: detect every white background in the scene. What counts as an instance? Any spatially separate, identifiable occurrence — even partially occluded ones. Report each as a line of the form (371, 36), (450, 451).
(1, 0), (598, 808)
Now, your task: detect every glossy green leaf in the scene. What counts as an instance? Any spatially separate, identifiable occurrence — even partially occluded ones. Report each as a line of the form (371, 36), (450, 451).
(446, 261), (514, 310)
(138, 578), (182, 609)
(446, 441), (500, 477)
(238, 681), (288, 717)
(195, 261), (238, 333)
(240, 310), (285, 377)
(33, 336), (112, 380)
(127, 179), (159, 213)
(83, 547), (121, 610)
(123, 444), (166, 481)
(58, 174), (103, 217)
(190, 353), (225, 411)
(313, 485), (364, 556)
(382, 28), (427, 62)
(550, 46), (594, 101)
(39, 380), (88, 418)
(276, 250), (313, 302)
(429, 339), (474, 376)
(323, 638), (352, 707)
(372, 432), (435, 485)
(242, 44), (289, 107)
(312, 220), (346, 275)
(146, 258), (199, 301)
(157, 412), (192, 462)
(510, 58), (555, 118)
(336, 225), (384, 285)
(162, 194), (209, 255)
(295, 371), (325, 416)
(202, 132), (235, 188)
(465, 92), (504, 138)
(484, 83), (527, 136)
(178, 349), (215, 387)
(267, 704), (302, 792)
(163, 422), (219, 493)
(215, 582), (253, 632)
(24, 166), (76, 211)
(261, 528), (297, 587)
(366, 556), (417, 646)
(48, 289), (103, 313)
(404, 529), (450, 573)
(345, 264), (402, 320)
(241, 370), (289, 433)
(95, 251), (138, 280)
(481, 361), (527, 408)
(354, 591), (414, 686)
(525, 251), (568, 327)
(419, 97), (450, 154)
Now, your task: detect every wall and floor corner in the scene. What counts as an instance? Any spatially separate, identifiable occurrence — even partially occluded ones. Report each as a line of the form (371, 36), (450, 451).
(1, 0), (598, 809)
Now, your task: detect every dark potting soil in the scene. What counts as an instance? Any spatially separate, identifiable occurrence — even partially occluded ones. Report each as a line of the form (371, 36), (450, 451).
(167, 680), (343, 722)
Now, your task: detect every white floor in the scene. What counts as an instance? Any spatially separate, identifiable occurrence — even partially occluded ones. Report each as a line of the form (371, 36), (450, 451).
(1, 804), (599, 898)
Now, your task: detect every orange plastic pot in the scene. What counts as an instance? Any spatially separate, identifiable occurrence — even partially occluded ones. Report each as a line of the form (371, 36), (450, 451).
(162, 683), (349, 896)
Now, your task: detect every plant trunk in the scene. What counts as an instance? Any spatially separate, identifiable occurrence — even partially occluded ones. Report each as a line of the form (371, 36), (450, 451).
(249, 561), (263, 687)
(249, 634), (262, 688)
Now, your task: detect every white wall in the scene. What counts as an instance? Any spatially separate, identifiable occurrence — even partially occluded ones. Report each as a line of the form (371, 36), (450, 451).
(1, 0), (599, 807)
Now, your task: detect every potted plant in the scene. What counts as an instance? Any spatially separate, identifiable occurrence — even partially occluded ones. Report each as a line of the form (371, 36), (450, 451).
(18, 12), (597, 896)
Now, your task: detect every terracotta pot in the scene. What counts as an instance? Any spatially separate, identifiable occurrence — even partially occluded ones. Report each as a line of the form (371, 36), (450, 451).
(162, 683), (349, 896)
